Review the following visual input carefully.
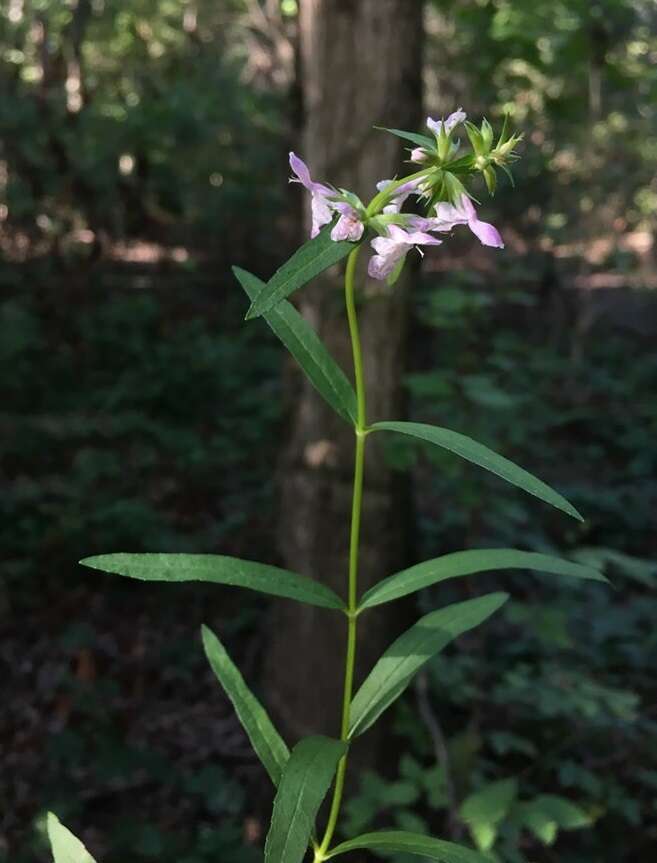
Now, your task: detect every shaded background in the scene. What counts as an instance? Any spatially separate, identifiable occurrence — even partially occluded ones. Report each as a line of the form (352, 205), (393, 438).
(2, 1), (657, 861)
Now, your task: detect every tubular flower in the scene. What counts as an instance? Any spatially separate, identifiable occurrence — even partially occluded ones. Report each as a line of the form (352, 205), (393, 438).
(433, 194), (504, 249)
(289, 152), (335, 238)
(368, 225), (442, 281)
(426, 108), (467, 137)
(376, 178), (422, 214)
(331, 202), (365, 242)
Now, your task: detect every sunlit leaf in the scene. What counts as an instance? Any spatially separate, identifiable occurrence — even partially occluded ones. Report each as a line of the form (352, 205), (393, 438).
(359, 549), (606, 610)
(371, 421), (583, 521)
(264, 736), (346, 863)
(233, 266), (357, 424)
(47, 813), (97, 863)
(460, 779), (518, 852)
(80, 553), (345, 610)
(245, 225), (355, 319)
(202, 625), (289, 786)
(349, 593), (508, 737)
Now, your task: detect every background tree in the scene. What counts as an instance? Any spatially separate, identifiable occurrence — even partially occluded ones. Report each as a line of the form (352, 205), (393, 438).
(263, 0), (424, 747)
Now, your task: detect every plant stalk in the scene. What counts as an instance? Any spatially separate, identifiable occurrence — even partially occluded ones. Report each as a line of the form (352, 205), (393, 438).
(315, 246), (365, 860)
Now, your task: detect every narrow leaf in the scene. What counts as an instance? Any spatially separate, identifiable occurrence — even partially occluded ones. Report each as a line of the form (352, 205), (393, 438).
(327, 831), (488, 863)
(233, 266), (357, 424)
(360, 549), (607, 610)
(349, 593), (508, 737)
(80, 554), (345, 611)
(376, 126), (437, 150)
(265, 736), (346, 863)
(245, 225), (355, 320)
(371, 421), (583, 521)
(47, 813), (97, 863)
(202, 624), (289, 786)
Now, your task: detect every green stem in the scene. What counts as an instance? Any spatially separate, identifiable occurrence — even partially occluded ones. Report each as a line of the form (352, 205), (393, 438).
(315, 246), (366, 860)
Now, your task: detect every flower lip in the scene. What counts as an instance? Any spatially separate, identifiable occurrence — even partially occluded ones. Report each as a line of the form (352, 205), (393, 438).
(433, 194), (504, 249)
(368, 224), (442, 281)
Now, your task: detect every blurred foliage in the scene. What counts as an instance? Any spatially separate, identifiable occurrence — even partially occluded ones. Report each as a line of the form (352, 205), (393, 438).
(0, 0), (284, 257)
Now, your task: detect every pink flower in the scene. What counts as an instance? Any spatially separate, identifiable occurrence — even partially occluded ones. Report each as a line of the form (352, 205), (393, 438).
(331, 202), (365, 242)
(410, 147), (428, 163)
(376, 177), (422, 214)
(426, 108), (467, 136)
(368, 225), (442, 281)
(289, 152), (335, 238)
(433, 195), (504, 248)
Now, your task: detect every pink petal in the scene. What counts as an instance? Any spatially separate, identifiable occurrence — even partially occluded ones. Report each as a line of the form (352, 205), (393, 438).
(445, 108), (467, 132)
(410, 147), (427, 162)
(331, 212), (364, 242)
(469, 218), (504, 249)
(310, 193), (333, 238)
(368, 254), (392, 280)
(289, 152), (312, 190)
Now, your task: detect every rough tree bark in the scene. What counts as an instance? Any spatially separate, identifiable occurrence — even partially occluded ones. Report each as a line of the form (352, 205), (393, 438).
(265, 0), (423, 753)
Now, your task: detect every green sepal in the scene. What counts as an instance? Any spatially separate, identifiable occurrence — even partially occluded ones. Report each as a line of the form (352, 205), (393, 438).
(201, 625), (289, 786)
(349, 592), (508, 737)
(359, 548), (607, 610)
(370, 421), (584, 521)
(264, 736), (346, 863)
(80, 553), (346, 610)
(233, 267), (357, 424)
(245, 224), (356, 320)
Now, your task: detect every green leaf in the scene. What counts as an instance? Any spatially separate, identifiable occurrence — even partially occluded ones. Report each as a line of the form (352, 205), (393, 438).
(460, 779), (518, 852)
(376, 126), (437, 150)
(233, 267), (357, 424)
(47, 813), (97, 863)
(359, 549), (607, 610)
(201, 625), (289, 786)
(531, 795), (591, 829)
(264, 736), (346, 863)
(349, 593), (508, 737)
(245, 225), (355, 320)
(80, 554), (345, 611)
(515, 795), (591, 847)
(370, 421), (583, 521)
(326, 831), (488, 862)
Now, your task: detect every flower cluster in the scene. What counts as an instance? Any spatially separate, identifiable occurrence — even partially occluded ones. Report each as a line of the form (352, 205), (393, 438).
(290, 108), (521, 283)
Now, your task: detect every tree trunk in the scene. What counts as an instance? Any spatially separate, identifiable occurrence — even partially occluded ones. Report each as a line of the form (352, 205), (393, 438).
(265, 0), (423, 754)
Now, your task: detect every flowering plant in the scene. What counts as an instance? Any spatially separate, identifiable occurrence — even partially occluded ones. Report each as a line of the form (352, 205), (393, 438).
(47, 112), (606, 863)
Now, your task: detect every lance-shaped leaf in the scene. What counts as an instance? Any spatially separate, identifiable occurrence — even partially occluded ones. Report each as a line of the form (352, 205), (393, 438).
(371, 421), (583, 521)
(80, 554), (345, 611)
(47, 813), (97, 863)
(359, 549), (607, 610)
(326, 831), (488, 863)
(245, 225), (355, 320)
(202, 624), (289, 786)
(376, 126), (437, 150)
(233, 266), (357, 424)
(349, 593), (508, 737)
(264, 736), (346, 863)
